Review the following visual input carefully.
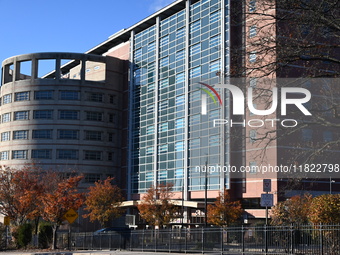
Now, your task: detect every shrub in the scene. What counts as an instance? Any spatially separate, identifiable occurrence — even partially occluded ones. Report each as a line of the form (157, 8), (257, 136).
(17, 223), (32, 248)
(38, 222), (53, 249)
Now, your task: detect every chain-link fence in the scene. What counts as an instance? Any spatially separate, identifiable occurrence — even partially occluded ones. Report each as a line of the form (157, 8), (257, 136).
(57, 224), (340, 254)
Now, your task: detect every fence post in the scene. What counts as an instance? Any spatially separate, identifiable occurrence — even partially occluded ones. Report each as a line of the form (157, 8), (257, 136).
(142, 229), (145, 252)
(242, 225), (245, 255)
(169, 228), (171, 253)
(290, 224), (294, 254)
(154, 229), (157, 253)
(319, 223), (323, 255)
(185, 228), (188, 253)
(220, 227), (223, 255)
(202, 227), (204, 254)
(264, 224), (268, 255)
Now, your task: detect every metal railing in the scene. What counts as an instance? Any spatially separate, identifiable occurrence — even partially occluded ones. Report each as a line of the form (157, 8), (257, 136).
(57, 224), (340, 254)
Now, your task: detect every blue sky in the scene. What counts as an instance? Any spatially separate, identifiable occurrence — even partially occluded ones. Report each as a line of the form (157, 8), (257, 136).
(0, 0), (174, 70)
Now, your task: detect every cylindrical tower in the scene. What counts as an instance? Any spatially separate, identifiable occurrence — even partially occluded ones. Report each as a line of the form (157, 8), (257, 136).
(0, 52), (125, 183)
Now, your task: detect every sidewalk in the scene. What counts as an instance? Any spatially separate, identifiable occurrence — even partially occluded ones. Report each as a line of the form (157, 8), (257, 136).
(1, 250), (199, 255)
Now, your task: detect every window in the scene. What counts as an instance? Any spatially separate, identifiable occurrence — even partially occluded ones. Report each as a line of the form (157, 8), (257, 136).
(146, 146), (154, 155)
(158, 171), (167, 181)
(0, 151), (9, 160)
(134, 68), (141, 86)
(34, 91), (53, 100)
(12, 150), (27, 159)
(190, 43), (201, 56)
(108, 152), (114, 161)
(209, 59), (220, 72)
(85, 111), (103, 121)
(160, 35), (169, 46)
(84, 150), (102, 160)
(323, 131), (333, 142)
(176, 72), (185, 83)
(249, 51), (257, 63)
(190, 66), (201, 78)
(135, 48), (142, 59)
(249, 130), (257, 143)
(2, 113), (11, 123)
(190, 20), (201, 32)
(175, 169), (184, 178)
(210, 35), (221, 48)
(190, 114), (200, 125)
(108, 113), (115, 123)
(59, 110), (79, 120)
(57, 149), (78, 159)
(108, 133), (114, 142)
(148, 41), (156, 52)
(13, 130), (28, 140)
(176, 95), (185, 106)
(249, 25), (257, 38)
(85, 174), (101, 183)
(146, 125), (155, 135)
(175, 118), (185, 129)
(3, 94), (12, 104)
(190, 138), (200, 149)
(145, 172), (154, 181)
(85, 131), (102, 141)
(159, 100), (168, 111)
(160, 78), (169, 89)
(57, 130), (79, 140)
(209, 135), (219, 146)
(160, 57), (169, 67)
(32, 130), (52, 139)
(109, 95), (116, 104)
(209, 109), (220, 120)
(14, 111), (29, 120)
(249, 0), (256, 12)
(175, 141), (184, 151)
(1, 132), (10, 141)
(146, 104), (154, 114)
(59, 91), (80, 100)
(33, 110), (53, 119)
(86, 93), (103, 102)
(176, 27), (185, 38)
(159, 122), (168, 132)
(190, 90), (201, 101)
(147, 83), (155, 93)
(210, 11), (220, 23)
(159, 144), (168, 153)
(176, 50), (185, 61)
(31, 149), (52, 159)
(15, 92), (29, 101)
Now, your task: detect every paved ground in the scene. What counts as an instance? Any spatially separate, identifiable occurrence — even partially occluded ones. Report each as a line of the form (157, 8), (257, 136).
(1, 250), (199, 255)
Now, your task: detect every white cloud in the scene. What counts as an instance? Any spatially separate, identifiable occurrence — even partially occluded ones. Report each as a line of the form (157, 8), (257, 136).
(149, 0), (174, 12)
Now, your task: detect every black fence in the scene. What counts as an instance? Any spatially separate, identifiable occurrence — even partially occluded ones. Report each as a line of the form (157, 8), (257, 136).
(57, 224), (340, 254)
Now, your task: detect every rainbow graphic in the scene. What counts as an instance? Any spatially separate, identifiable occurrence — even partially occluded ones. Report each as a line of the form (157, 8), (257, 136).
(198, 82), (222, 115)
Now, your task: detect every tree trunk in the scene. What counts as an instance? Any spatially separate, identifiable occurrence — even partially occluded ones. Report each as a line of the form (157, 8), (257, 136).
(52, 224), (59, 250)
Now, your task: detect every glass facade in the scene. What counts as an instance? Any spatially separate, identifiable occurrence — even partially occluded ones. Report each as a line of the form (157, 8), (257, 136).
(130, 0), (230, 194)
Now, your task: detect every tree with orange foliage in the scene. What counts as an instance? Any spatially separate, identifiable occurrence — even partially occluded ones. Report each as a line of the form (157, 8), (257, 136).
(0, 166), (43, 226)
(207, 189), (243, 227)
(138, 183), (177, 228)
(308, 194), (340, 225)
(83, 177), (125, 227)
(40, 175), (84, 249)
(271, 194), (312, 226)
